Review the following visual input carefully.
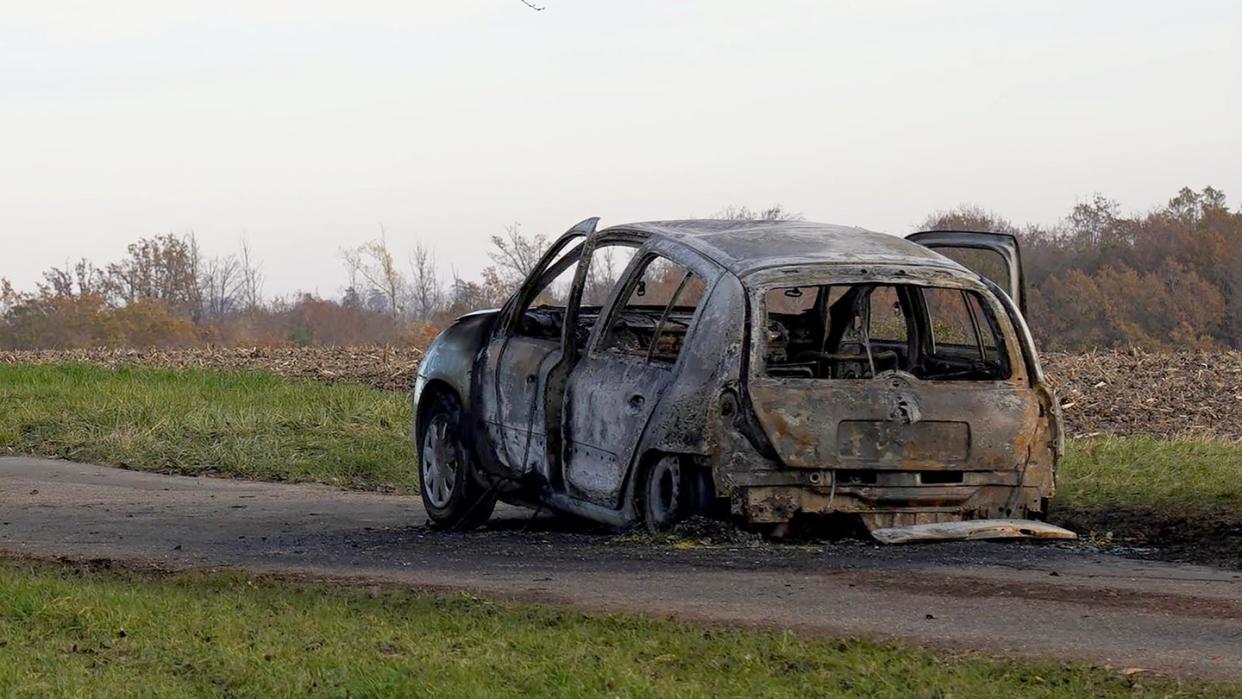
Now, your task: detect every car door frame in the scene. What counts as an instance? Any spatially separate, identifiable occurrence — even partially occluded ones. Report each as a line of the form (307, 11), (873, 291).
(906, 230), (1027, 315)
(537, 229), (648, 491)
(557, 239), (719, 509)
(476, 218), (598, 483)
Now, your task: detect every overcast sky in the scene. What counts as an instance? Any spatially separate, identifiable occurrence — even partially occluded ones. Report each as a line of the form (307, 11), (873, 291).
(2, 0), (1239, 298)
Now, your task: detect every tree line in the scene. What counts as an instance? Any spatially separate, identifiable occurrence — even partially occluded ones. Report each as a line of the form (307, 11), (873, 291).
(1, 190), (1237, 351)
(922, 186), (1240, 350)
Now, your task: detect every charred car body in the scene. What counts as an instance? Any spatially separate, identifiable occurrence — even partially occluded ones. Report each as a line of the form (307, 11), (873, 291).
(412, 219), (1062, 534)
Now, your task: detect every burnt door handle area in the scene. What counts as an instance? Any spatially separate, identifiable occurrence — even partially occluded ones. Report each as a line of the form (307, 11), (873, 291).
(525, 375), (537, 384)
(627, 394), (646, 410)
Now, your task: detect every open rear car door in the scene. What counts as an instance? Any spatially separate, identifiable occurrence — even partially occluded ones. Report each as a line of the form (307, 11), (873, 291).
(906, 231), (1026, 315)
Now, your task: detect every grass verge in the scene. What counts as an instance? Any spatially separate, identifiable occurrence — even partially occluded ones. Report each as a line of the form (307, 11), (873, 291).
(1057, 435), (1242, 515)
(0, 363), (416, 490)
(0, 558), (1225, 698)
(1053, 435), (1242, 567)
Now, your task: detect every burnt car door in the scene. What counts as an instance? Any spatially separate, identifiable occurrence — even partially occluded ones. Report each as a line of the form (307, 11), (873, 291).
(558, 247), (711, 507)
(906, 231), (1026, 314)
(477, 218), (597, 480)
(478, 221), (642, 487)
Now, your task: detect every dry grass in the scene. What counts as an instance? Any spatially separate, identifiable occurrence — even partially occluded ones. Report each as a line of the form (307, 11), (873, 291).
(0, 346), (426, 392)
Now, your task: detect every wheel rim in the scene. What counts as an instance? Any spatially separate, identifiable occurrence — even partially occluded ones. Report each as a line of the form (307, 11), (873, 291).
(647, 458), (681, 526)
(421, 416), (458, 509)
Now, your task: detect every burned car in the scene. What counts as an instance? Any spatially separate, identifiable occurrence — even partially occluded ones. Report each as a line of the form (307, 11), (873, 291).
(412, 219), (1063, 536)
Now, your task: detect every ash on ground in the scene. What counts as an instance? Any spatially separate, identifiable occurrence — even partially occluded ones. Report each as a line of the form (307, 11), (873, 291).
(669, 516), (767, 547)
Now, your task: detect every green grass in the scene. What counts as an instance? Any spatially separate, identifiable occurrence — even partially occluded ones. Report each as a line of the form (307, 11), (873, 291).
(1057, 436), (1242, 516)
(0, 559), (1224, 698)
(0, 363), (417, 490)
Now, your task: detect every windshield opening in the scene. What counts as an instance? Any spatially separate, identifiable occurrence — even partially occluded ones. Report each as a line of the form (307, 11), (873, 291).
(763, 283), (1012, 381)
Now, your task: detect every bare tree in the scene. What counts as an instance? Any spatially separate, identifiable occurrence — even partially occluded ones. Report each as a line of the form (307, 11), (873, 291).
(519, 0), (546, 10)
(341, 227), (406, 318)
(488, 222), (548, 286)
(200, 254), (243, 319)
(715, 204), (804, 221)
(238, 236), (265, 311)
(408, 241), (444, 322)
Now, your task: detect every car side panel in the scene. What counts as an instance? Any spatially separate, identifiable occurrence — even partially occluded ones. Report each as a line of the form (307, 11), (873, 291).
(632, 272), (743, 458)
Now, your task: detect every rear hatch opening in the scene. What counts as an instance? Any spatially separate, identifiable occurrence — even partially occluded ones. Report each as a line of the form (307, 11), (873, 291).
(762, 280), (1012, 383)
(740, 267), (1048, 525)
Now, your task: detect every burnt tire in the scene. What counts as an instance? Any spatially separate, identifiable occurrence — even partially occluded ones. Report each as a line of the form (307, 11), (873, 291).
(685, 464), (716, 516)
(418, 392), (496, 529)
(640, 455), (689, 534)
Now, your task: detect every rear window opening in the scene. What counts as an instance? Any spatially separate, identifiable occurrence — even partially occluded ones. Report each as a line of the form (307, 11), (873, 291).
(763, 283), (1012, 381)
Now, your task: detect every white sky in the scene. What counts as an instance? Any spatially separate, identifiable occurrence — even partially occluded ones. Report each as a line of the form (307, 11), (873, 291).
(2, 0), (1240, 298)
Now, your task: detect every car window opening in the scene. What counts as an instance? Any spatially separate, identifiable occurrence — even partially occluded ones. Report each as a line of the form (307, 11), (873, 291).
(603, 256), (706, 364)
(514, 242), (640, 347)
(764, 283), (1011, 381)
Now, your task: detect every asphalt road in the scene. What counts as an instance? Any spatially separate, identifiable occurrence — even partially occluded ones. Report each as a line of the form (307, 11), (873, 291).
(3, 456), (1241, 683)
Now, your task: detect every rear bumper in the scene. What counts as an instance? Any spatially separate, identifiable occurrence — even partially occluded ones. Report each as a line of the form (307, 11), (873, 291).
(710, 399), (1058, 528)
(731, 476), (1048, 527)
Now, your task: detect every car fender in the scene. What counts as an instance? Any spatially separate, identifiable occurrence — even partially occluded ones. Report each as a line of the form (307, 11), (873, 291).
(412, 309), (500, 441)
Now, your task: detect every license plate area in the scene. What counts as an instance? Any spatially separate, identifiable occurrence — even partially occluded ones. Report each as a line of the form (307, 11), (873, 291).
(837, 420), (970, 464)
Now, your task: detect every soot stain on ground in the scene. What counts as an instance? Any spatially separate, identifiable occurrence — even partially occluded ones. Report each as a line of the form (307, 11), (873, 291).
(251, 510), (1109, 576)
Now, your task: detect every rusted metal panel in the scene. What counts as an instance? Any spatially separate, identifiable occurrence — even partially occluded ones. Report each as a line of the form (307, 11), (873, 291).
(748, 379), (1041, 470)
(871, 519), (1077, 544)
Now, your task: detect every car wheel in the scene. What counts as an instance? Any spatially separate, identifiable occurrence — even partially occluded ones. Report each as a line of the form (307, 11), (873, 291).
(418, 392), (496, 529)
(641, 455), (687, 533)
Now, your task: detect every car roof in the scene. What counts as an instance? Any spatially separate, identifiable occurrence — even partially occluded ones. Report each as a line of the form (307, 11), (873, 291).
(601, 219), (955, 276)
